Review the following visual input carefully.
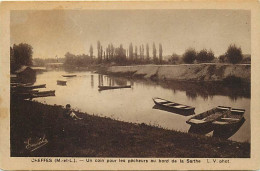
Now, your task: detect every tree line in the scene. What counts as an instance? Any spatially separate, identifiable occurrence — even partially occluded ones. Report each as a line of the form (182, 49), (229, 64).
(10, 42), (250, 71)
(168, 44), (248, 64)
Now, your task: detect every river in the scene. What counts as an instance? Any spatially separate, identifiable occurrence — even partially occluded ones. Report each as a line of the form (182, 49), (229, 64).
(34, 70), (250, 143)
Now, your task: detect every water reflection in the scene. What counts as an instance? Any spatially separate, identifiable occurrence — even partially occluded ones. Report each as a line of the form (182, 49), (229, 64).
(98, 75), (103, 86)
(213, 117), (246, 139)
(152, 105), (194, 116)
(34, 71), (250, 142)
(122, 78), (250, 101)
(91, 75), (94, 88)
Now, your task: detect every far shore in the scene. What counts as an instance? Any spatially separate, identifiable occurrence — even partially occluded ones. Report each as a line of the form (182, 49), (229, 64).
(11, 99), (250, 158)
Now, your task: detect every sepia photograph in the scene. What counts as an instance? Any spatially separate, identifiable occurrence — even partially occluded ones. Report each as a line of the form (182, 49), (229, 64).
(9, 9), (251, 158)
(1, 1), (260, 170)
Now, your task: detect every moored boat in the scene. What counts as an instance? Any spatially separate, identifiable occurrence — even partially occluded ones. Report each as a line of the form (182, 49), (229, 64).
(32, 90), (55, 98)
(12, 84), (46, 90)
(98, 85), (131, 90)
(62, 74), (77, 77)
(152, 97), (195, 112)
(57, 80), (67, 86)
(212, 108), (245, 127)
(186, 106), (231, 126)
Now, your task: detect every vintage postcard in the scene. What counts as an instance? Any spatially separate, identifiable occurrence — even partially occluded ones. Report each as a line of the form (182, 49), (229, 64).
(0, 1), (260, 170)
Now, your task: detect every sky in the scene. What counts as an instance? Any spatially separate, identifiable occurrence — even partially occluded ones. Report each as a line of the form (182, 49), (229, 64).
(10, 10), (250, 59)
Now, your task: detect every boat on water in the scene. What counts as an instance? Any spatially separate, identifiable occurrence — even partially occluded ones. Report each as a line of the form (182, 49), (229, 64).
(12, 84), (46, 90)
(98, 85), (131, 90)
(186, 106), (231, 126)
(57, 80), (67, 86)
(12, 90), (55, 99)
(32, 90), (55, 98)
(212, 108), (245, 127)
(62, 74), (77, 77)
(152, 97), (195, 113)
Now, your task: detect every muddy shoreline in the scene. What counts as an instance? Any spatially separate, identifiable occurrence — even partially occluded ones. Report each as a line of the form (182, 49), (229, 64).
(11, 99), (250, 157)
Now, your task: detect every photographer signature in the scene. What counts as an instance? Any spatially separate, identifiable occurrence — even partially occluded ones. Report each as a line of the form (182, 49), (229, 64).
(25, 134), (48, 152)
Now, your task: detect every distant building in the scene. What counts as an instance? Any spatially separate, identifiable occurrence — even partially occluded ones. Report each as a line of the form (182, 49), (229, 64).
(15, 65), (36, 83)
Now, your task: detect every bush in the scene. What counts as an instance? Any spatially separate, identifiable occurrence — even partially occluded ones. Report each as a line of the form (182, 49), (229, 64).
(196, 49), (215, 63)
(225, 44), (243, 64)
(219, 55), (226, 63)
(183, 48), (196, 64)
(168, 53), (180, 64)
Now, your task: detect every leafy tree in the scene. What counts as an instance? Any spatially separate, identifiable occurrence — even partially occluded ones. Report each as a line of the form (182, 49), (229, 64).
(141, 44), (144, 60)
(196, 49), (208, 62)
(89, 45), (93, 58)
(11, 43), (33, 72)
(135, 46), (138, 60)
(169, 53), (180, 64)
(196, 49), (214, 63)
(219, 54), (226, 63)
(146, 43), (150, 61)
(183, 48), (196, 64)
(225, 44), (243, 64)
(97, 41), (101, 62)
(153, 42), (157, 63)
(159, 43), (163, 63)
(129, 43), (133, 60)
(207, 50), (215, 61)
(13, 43), (33, 66)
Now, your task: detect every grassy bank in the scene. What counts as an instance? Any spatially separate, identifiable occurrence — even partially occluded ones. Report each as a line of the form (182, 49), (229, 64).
(11, 99), (250, 157)
(104, 64), (251, 83)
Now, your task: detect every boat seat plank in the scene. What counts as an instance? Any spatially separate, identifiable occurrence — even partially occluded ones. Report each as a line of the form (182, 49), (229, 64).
(231, 109), (245, 113)
(221, 118), (240, 121)
(156, 99), (168, 103)
(188, 119), (206, 124)
(173, 105), (187, 108)
(212, 121), (229, 125)
(164, 103), (177, 106)
(217, 106), (230, 110)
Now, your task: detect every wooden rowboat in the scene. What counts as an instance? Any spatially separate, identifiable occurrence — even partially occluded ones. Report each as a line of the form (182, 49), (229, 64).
(98, 85), (131, 90)
(152, 97), (195, 112)
(186, 106), (231, 126)
(62, 74), (77, 77)
(12, 84), (46, 90)
(212, 108), (245, 127)
(57, 80), (67, 86)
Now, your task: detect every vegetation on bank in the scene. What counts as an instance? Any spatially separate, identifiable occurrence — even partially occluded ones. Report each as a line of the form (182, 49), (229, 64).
(11, 99), (250, 157)
(11, 42), (250, 71)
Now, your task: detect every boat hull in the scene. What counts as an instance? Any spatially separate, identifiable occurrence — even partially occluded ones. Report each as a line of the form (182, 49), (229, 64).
(152, 98), (195, 113)
(98, 85), (131, 90)
(186, 106), (231, 126)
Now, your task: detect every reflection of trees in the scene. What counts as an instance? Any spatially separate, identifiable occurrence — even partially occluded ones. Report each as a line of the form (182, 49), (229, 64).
(100, 75), (128, 86)
(126, 78), (250, 101)
(164, 81), (250, 101)
(98, 75), (103, 86)
(186, 91), (198, 100)
(91, 75), (94, 88)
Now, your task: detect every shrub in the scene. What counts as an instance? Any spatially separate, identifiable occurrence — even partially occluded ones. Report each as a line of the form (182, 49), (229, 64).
(207, 50), (215, 62)
(168, 53), (180, 64)
(219, 55), (226, 63)
(196, 49), (215, 63)
(225, 44), (243, 64)
(183, 48), (196, 64)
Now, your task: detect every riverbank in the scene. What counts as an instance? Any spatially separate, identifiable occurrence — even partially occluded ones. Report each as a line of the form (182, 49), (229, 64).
(103, 64), (250, 83)
(11, 99), (250, 157)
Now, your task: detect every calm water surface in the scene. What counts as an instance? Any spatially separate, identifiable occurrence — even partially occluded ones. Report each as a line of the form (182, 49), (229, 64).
(34, 71), (250, 143)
